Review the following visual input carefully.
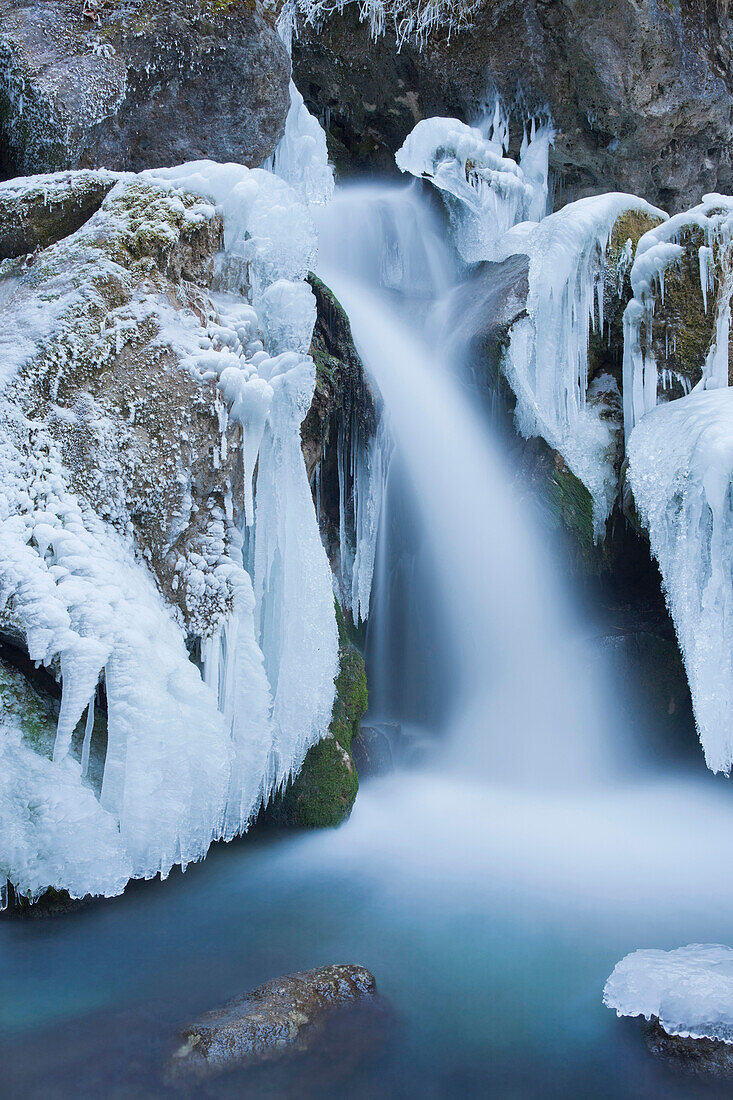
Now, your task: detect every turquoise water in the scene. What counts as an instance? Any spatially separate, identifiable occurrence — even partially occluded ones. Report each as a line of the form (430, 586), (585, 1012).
(2, 762), (733, 1098)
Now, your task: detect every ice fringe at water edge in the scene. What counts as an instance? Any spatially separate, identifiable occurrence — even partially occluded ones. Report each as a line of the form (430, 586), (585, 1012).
(628, 388), (733, 773)
(604, 945), (733, 1044)
(0, 159), (338, 902)
(395, 111), (553, 263)
(498, 194), (666, 536)
(623, 194), (733, 441)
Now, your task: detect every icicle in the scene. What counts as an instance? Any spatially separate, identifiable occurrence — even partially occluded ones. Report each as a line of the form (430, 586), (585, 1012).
(80, 690), (95, 778)
(53, 637), (110, 764)
(499, 193), (666, 533)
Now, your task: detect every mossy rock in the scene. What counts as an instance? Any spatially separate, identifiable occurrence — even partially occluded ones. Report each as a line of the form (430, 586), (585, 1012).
(647, 225), (718, 391)
(266, 602), (367, 829)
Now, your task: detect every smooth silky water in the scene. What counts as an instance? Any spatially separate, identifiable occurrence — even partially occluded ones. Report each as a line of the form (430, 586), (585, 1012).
(3, 182), (733, 1099)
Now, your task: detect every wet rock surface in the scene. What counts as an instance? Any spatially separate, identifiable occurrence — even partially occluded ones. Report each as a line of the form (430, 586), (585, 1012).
(642, 1017), (733, 1080)
(170, 964), (379, 1078)
(0, 0), (290, 178)
(293, 0), (733, 212)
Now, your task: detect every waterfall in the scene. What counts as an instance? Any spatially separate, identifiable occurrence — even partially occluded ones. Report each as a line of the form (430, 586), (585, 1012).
(316, 183), (617, 783)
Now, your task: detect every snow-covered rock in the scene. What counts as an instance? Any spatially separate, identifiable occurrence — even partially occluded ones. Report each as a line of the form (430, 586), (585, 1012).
(0, 161), (339, 903)
(623, 194), (733, 442)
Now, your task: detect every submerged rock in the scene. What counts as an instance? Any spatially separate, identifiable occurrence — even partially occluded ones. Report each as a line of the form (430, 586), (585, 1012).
(0, 0), (290, 178)
(170, 964), (378, 1078)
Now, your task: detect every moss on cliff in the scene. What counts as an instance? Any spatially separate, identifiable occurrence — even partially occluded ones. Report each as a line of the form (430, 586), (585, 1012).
(265, 600), (367, 828)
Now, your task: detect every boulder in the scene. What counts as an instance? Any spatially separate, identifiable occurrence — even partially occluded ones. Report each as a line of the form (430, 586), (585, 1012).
(171, 964), (378, 1078)
(0, 0), (290, 178)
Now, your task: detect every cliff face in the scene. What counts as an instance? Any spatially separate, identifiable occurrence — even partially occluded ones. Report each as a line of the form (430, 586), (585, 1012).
(293, 0), (733, 211)
(0, 0), (291, 178)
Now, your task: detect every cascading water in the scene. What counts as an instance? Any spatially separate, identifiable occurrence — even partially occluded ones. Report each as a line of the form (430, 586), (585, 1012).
(315, 182), (618, 782)
(10, 100), (733, 1100)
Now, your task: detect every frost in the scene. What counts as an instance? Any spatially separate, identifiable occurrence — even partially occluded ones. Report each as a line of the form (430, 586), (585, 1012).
(396, 111), (553, 262)
(498, 193), (666, 535)
(628, 388), (733, 772)
(623, 194), (733, 441)
(604, 945), (733, 1044)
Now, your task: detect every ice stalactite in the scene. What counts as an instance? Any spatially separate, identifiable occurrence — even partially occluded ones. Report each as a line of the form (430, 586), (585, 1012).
(622, 195), (733, 442)
(156, 163), (340, 832)
(628, 388), (733, 772)
(497, 194), (666, 535)
(395, 109), (553, 262)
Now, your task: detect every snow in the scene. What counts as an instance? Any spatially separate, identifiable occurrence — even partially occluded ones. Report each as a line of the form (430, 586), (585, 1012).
(628, 387), (733, 773)
(604, 945), (733, 1044)
(623, 194), (733, 441)
(498, 193), (666, 535)
(396, 111), (553, 262)
(0, 161), (338, 901)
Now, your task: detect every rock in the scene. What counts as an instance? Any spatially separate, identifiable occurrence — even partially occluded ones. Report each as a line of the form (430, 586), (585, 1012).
(293, 0), (733, 212)
(641, 1017), (733, 1080)
(0, 169), (116, 261)
(301, 272), (378, 572)
(170, 964), (378, 1079)
(0, 0), (290, 178)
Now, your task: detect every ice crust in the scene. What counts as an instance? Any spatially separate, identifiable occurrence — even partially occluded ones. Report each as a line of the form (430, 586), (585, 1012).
(628, 388), (733, 772)
(0, 158), (338, 901)
(623, 194), (733, 441)
(604, 945), (733, 1044)
(499, 194), (666, 535)
(396, 111), (553, 262)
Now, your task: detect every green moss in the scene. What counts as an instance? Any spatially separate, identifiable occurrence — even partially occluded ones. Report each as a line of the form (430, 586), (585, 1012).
(650, 225), (716, 388)
(0, 658), (58, 757)
(265, 599), (368, 829)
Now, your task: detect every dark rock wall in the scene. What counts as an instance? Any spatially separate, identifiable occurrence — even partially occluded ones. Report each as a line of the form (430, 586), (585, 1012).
(293, 0), (733, 212)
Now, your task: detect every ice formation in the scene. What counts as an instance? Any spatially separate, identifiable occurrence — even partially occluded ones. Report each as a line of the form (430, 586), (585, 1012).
(264, 82), (335, 208)
(0, 161), (339, 902)
(498, 194), (666, 534)
(395, 111), (553, 262)
(604, 945), (733, 1043)
(623, 194), (733, 440)
(278, 0), (481, 49)
(628, 388), (733, 772)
